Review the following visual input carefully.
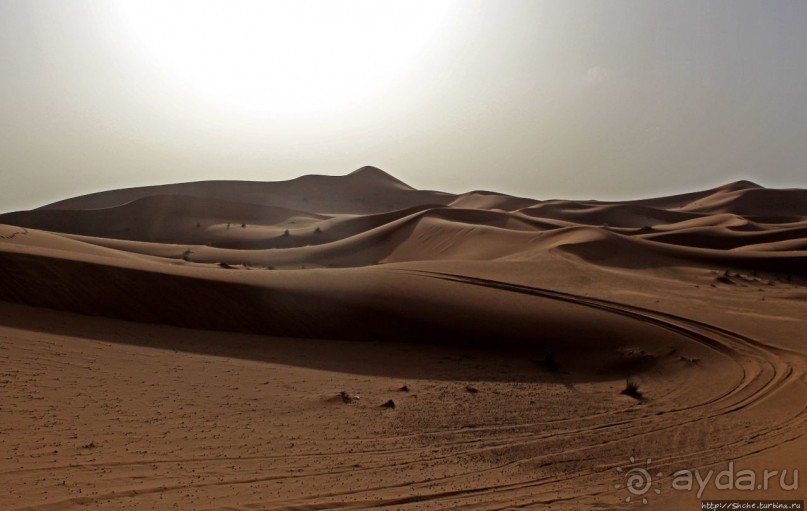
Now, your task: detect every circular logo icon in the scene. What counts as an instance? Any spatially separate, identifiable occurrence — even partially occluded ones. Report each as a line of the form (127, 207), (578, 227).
(615, 457), (663, 504)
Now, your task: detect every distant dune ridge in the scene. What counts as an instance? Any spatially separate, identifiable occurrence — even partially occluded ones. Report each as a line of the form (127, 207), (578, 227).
(1, 167), (805, 509)
(0, 165), (804, 345)
(1, 167), (804, 267)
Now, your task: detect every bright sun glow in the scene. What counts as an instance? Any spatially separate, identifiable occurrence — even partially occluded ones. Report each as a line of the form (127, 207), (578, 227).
(115, 0), (451, 114)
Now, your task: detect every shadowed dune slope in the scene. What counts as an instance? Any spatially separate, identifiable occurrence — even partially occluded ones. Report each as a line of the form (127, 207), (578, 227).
(0, 244), (693, 368)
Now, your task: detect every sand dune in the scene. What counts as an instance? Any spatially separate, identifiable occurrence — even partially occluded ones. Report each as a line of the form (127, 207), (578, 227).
(1, 168), (805, 509)
(35, 166), (455, 215)
(680, 186), (807, 219)
(0, 194), (332, 244)
(449, 190), (539, 211)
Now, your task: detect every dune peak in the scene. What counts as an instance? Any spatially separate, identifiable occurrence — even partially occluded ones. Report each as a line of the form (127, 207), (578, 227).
(347, 166), (413, 189)
(719, 179), (764, 191)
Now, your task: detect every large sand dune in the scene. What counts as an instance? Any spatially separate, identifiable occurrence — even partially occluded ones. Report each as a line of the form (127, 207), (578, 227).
(1, 168), (805, 510)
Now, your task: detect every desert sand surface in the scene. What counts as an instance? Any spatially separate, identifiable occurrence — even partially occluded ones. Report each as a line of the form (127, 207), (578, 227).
(0, 167), (805, 510)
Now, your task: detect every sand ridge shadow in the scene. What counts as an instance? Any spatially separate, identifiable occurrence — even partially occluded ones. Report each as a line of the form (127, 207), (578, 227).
(0, 300), (656, 383)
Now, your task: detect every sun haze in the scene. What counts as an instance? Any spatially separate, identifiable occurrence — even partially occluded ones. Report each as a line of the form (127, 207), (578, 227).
(1, 1), (805, 210)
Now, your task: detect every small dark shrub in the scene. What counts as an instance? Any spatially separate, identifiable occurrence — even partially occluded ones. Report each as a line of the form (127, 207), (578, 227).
(621, 378), (644, 400)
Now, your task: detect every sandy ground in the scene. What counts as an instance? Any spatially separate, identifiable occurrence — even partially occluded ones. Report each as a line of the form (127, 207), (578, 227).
(0, 169), (805, 509)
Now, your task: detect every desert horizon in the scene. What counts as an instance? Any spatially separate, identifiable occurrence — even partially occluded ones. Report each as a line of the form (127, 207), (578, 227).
(2, 1), (806, 509)
(1, 167), (805, 509)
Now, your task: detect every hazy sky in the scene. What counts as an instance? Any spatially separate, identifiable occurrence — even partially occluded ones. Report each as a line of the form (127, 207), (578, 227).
(2, 0), (806, 212)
